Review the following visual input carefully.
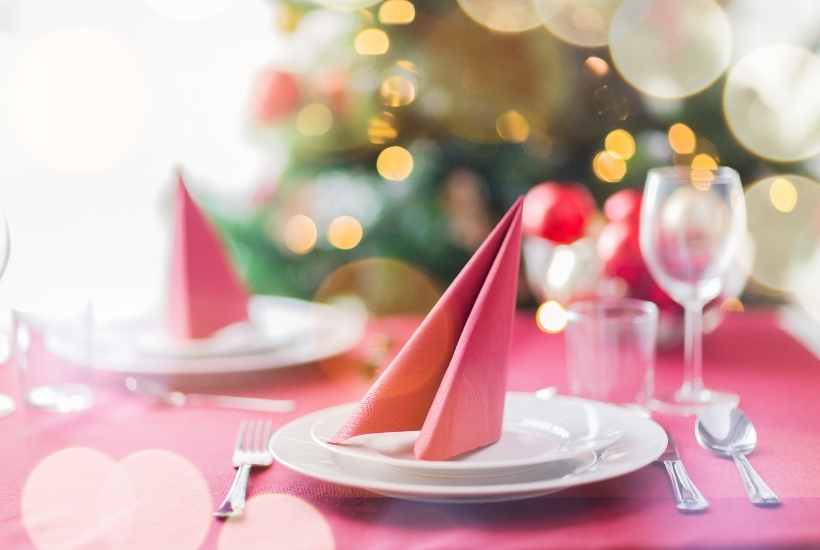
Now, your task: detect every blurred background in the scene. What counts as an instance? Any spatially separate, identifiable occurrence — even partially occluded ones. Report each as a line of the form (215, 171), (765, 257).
(1, 0), (819, 326)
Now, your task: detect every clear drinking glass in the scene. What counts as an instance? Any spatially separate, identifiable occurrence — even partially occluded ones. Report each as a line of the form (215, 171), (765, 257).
(640, 166), (746, 414)
(565, 299), (657, 408)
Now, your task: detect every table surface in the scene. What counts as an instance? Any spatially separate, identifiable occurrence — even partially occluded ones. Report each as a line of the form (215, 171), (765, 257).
(2, 309), (819, 550)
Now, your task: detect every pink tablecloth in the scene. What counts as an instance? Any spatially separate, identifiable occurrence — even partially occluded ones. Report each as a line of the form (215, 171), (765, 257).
(2, 310), (819, 549)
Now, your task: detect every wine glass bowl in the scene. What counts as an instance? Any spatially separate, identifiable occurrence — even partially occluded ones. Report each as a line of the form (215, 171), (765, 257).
(640, 166), (747, 414)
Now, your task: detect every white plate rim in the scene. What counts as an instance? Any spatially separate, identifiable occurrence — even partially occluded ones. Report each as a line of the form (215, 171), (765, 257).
(270, 392), (667, 498)
(309, 393), (624, 472)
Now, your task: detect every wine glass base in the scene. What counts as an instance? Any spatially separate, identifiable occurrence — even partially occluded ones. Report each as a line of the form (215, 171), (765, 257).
(648, 387), (739, 416)
(27, 384), (93, 413)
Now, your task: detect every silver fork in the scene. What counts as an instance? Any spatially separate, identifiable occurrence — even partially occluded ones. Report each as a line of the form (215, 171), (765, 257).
(214, 419), (274, 518)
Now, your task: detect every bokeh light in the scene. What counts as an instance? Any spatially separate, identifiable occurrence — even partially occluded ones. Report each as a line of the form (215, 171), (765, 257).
(315, 257), (441, 315)
(379, 0), (416, 25)
(592, 150), (627, 183)
(296, 103), (333, 136)
(368, 112), (398, 144)
(584, 56), (610, 77)
(457, 0), (542, 33)
(668, 123), (696, 154)
(609, 0), (732, 99)
(691, 153), (717, 171)
(720, 297), (744, 313)
(97, 450), (211, 550)
(354, 28), (390, 55)
(536, 0), (621, 48)
(377, 146), (414, 181)
(743, 175), (820, 297)
(328, 215), (364, 250)
(380, 75), (416, 107)
(536, 300), (568, 333)
(8, 29), (147, 174)
(496, 110), (531, 143)
(281, 214), (318, 254)
(23, 448), (116, 550)
(604, 129), (636, 160)
(724, 44), (820, 162)
(769, 177), (798, 214)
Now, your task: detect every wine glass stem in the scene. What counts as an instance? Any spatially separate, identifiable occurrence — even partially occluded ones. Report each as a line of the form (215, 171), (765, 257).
(682, 305), (704, 397)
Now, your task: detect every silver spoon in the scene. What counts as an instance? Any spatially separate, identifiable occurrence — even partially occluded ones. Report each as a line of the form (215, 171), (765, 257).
(695, 406), (780, 506)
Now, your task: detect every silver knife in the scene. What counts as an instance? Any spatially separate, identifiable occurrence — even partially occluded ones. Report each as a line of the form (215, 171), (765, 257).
(658, 429), (709, 512)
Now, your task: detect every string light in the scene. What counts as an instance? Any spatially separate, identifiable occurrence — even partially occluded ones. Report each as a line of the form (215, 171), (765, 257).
(584, 56), (609, 77)
(376, 146), (414, 181)
(496, 110), (530, 143)
(368, 112), (398, 144)
(668, 123), (696, 154)
(282, 215), (318, 254)
(380, 75), (415, 107)
(378, 0), (415, 24)
(328, 216), (364, 250)
(604, 129), (635, 160)
(354, 28), (389, 55)
(592, 151), (626, 183)
(769, 177), (798, 213)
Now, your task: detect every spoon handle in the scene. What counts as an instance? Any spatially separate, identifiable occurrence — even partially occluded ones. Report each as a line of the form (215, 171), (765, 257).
(732, 453), (780, 506)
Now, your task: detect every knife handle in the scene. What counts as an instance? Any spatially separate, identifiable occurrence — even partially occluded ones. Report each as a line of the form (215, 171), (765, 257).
(663, 459), (709, 512)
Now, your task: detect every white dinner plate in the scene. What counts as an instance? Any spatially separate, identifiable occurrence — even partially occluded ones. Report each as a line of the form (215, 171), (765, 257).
(310, 393), (624, 478)
(270, 392), (668, 503)
(44, 296), (365, 374)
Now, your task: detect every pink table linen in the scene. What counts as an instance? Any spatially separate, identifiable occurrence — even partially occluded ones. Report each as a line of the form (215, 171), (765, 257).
(2, 310), (819, 549)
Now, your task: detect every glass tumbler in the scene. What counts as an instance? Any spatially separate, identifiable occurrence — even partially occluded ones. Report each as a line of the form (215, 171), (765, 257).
(14, 296), (95, 413)
(565, 299), (658, 408)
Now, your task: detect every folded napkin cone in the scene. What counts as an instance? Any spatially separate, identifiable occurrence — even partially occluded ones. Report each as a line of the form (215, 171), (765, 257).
(331, 197), (523, 460)
(168, 171), (250, 340)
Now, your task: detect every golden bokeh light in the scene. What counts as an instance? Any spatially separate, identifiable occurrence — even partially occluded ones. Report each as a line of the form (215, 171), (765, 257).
(668, 123), (696, 154)
(743, 174), (820, 295)
(536, 300), (568, 333)
(313, 0), (381, 10)
(720, 297), (744, 313)
(379, 0), (415, 25)
(691, 153), (717, 171)
(536, 0), (621, 48)
(376, 145), (414, 181)
(457, 0), (541, 33)
(354, 28), (390, 55)
(604, 128), (636, 160)
(368, 112), (398, 144)
(328, 215), (364, 250)
(584, 56), (609, 77)
(592, 150), (627, 183)
(609, 0), (732, 98)
(724, 44), (820, 162)
(769, 177), (798, 214)
(282, 214), (318, 254)
(496, 110), (530, 143)
(380, 75), (416, 107)
(296, 103), (333, 136)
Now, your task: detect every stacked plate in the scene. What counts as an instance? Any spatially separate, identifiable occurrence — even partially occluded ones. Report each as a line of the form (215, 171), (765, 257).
(270, 392), (668, 503)
(44, 296), (366, 374)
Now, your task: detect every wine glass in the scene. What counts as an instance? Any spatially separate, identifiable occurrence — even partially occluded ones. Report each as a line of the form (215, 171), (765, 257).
(640, 166), (746, 415)
(0, 213), (13, 417)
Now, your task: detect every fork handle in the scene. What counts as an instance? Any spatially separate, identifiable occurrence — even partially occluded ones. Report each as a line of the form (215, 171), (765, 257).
(662, 459), (709, 512)
(214, 463), (252, 518)
(732, 453), (780, 506)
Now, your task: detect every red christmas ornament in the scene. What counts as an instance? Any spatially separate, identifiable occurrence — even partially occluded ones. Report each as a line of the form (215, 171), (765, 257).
(604, 188), (642, 225)
(597, 220), (644, 287)
(252, 68), (301, 125)
(522, 182), (595, 244)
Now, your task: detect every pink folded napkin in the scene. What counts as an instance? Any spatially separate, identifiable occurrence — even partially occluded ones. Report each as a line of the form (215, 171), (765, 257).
(331, 197), (524, 460)
(168, 171), (249, 340)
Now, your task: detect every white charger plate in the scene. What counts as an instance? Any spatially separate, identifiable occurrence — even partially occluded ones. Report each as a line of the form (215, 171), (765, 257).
(270, 392), (668, 503)
(310, 393), (624, 478)
(44, 296), (365, 374)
